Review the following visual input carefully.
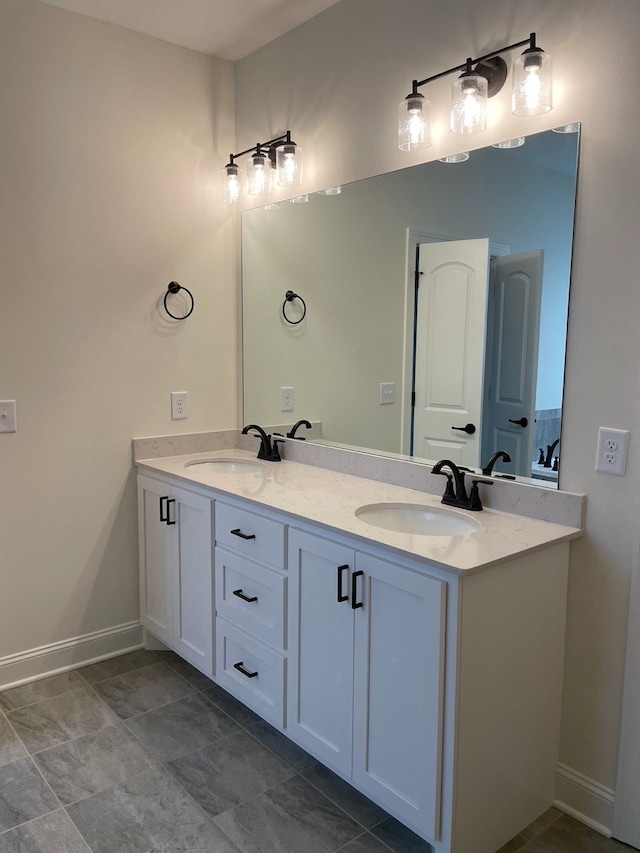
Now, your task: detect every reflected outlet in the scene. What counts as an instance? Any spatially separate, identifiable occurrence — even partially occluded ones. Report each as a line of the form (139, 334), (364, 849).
(0, 400), (16, 432)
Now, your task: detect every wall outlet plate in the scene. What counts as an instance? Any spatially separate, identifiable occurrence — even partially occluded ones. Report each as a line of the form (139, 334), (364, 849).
(280, 386), (294, 412)
(0, 400), (17, 432)
(595, 427), (629, 475)
(171, 391), (188, 420)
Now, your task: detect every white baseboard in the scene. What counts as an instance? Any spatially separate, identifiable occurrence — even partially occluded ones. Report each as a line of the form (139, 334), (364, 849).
(554, 762), (615, 837)
(0, 621), (144, 691)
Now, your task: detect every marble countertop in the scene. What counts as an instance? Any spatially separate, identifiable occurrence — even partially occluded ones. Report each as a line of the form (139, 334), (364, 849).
(136, 449), (582, 574)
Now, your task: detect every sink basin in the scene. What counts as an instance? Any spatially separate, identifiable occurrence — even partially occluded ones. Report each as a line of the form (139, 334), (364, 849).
(355, 502), (480, 537)
(184, 458), (265, 473)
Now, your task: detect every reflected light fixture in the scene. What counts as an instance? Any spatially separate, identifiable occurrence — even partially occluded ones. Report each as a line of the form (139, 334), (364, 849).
(439, 151), (470, 163)
(492, 137), (525, 149)
(552, 123), (579, 134)
(316, 186), (342, 195)
(222, 131), (303, 203)
(399, 33), (552, 148)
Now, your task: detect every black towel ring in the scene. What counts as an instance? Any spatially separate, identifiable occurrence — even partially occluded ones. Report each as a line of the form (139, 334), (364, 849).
(282, 290), (306, 325)
(164, 281), (194, 320)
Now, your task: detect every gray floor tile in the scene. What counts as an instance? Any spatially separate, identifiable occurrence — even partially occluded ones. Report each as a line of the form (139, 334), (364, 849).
(520, 807), (563, 841)
(0, 716), (27, 769)
(91, 662), (195, 720)
(370, 816), (433, 853)
(0, 809), (90, 852)
(213, 774), (363, 853)
(302, 764), (389, 829)
(160, 653), (216, 691)
(33, 724), (156, 806)
(530, 813), (631, 852)
(125, 694), (239, 762)
(247, 719), (318, 773)
(338, 833), (394, 852)
(0, 672), (86, 713)
(202, 683), (261, 727)
(496, 836), (527, 853)
(167, 729), (295, 818)
(78, 650), (160, 685)
(6, 688), (118, 754)
(66, 764), (241, 853)
(0, 758), (59, 833)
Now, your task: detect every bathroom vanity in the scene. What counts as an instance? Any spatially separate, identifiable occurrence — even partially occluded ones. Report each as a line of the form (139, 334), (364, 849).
(135, 446), (582, 853)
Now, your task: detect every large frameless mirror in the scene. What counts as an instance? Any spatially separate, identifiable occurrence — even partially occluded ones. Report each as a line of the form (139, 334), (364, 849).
(242, 126), (580, 487)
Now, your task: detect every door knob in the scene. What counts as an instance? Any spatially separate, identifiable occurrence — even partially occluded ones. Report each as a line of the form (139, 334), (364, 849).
(451, 423), (476, 435)
(508, 417), (528, 428)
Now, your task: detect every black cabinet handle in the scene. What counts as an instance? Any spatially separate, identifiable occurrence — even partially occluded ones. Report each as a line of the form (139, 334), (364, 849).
(159, 496), (169, 523)
(166, 498), (176, 525)
(230, 528), (256, 541)
(233, 589), (258, 603)
(508, 417), (529, 428)
(337, 564), (349, 603)
(233, 661), (258, 678)
(351, 570), (364, 610)
(451, 423), (476, 435)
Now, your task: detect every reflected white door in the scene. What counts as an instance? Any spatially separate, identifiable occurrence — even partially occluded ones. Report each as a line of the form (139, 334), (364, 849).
(481, 250), (543, 476)
(412, 239), (490, 467)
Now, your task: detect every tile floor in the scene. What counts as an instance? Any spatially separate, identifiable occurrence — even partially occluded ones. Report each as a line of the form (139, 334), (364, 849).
(0, 650), (634, 853)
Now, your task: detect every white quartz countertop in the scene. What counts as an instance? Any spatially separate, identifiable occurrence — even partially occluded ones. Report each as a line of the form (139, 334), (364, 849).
(136, 449), (582, 573)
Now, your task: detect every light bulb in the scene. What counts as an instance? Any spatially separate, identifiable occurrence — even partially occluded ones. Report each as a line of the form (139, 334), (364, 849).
(398, 94), (431, 150)
(451, 70), (487, 135)
(221, 163), (241, 204)
(247, 152), (272, 197)
(512, 40), (552, 116)
(276, 143), (303, 187)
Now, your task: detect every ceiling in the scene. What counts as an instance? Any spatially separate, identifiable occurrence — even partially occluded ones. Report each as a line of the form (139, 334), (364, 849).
(35, 0), (343, 61)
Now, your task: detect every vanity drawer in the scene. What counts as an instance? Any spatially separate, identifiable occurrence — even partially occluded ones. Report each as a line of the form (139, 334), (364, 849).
(215, 548), (286, 650)
(215, 501), (285, 570)
(216, 620), (285, 727)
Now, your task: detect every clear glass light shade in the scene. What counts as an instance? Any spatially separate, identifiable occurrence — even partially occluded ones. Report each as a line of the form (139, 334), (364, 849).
(316, 186), (342, 195)
(276, 144), (303, 187)
(439, 151), (470, 163)
(512, 49), (552, 116)
(398, 95), (431, 150)
(552, 123), (579, 134)
(492, 137), (525, 149)
(247, 152), (273, 196)
(289, 194), (309, 203)
(221, 164), (242, 204)
(450, 73), (488, 134)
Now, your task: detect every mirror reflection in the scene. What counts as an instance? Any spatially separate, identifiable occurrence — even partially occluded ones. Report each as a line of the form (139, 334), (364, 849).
(242, 127), (580, 486)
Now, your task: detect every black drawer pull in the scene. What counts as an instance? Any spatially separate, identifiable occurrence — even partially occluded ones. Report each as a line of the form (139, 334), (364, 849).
(166, 498), (176, 525)
(230, 528), (256, 541)
(233, 588), (258, 603)
(159, 496), (170, 523)
(233, 661), (258, 678)
(351, 570), (364, 610)
(337, 564), (349, 603)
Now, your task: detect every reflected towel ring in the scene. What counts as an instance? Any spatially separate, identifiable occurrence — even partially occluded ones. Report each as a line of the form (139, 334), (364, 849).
(282, 290), (306, 325)
(164, 281), (194, 320)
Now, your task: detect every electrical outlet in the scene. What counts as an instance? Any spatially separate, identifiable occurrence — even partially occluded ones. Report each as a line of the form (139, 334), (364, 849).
(595, 427), (629, 475)
(379, 382), (396, 405)
(171, 391), (188, 420)
(0, 400), (17, 433)
(280, 387), (294, 412)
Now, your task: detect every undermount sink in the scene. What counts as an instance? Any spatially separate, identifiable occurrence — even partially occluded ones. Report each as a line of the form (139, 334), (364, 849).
(355, 502), (480, 537)
(184, 458), (265, 473)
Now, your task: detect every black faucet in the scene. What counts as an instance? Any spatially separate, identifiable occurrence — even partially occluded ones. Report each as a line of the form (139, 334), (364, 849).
(241, 424), (283, 462)
(544, 438), (560, 468)
(482, 450), (512, 476)
(431, 459), (492, 511)
(287, 419), (312, 439)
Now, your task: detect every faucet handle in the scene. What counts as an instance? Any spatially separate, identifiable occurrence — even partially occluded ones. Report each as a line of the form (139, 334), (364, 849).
(469, 478), (493, 511)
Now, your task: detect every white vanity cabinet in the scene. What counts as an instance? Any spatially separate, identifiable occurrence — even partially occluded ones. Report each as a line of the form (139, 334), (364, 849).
(287, 528), (446, 840)
(137, 473), (213, 676)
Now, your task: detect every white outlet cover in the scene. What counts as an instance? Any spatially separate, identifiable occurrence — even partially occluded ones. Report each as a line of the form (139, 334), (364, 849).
(595, 427), (629, 475)
(0, 400), (17, 432)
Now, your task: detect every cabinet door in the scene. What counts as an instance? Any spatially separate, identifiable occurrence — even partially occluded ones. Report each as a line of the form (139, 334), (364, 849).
(353, 552), (446, 841)
(138, 475), (174, 644)
(171, 486), (214, 677)
(287, 529), (354, 775)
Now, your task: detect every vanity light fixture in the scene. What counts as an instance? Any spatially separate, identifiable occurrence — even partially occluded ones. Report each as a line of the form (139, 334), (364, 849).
(222, 131), (303, 203)
(552, 123), (580, 133)
(316, 186), (342, 195)
(289, 194), (309, 203)
(399, 33), (552, 149)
